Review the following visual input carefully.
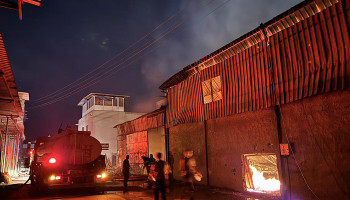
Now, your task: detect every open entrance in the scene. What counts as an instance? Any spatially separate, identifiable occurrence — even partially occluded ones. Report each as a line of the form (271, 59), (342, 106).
(243, 154), (281, 195)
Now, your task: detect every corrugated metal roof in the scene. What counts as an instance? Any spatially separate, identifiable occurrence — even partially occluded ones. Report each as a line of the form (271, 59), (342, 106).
(115, 108), (165, 135)
(160, 0), (338, 90)
(0, 33), (23, 117)
(0, 32), (24, 136)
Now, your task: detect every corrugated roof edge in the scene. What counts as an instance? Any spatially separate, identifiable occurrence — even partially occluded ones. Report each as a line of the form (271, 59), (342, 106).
(0, 33), (24, 118)
(113, 108), (165, 128)
(159, 0), (338, 90)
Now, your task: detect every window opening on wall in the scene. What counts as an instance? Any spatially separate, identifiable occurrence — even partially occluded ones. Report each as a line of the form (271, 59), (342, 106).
(201, 76), (222, 104)
(104, 96), (112, 106)
(89, 97), (94, 108)
(242, 154), (280, 195)
(83, 103), (87, 112)
(85, 97), (95, 110)
(91, 96), (95, 106)
(86, 125), (88, 131)
(95, 96), (103, 105)
(119, 98), (124, 107)
(113, 97), (118, 106)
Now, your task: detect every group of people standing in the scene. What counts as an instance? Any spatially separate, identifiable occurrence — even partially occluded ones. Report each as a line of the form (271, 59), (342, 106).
(122, 150), (201, 200)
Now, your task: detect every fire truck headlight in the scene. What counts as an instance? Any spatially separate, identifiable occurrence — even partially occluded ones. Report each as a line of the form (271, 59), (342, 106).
(50, 175), (55, 181)
(49, 158), (56, 164)
(102, 172), (106, 178)
(96, 174), (102, 178)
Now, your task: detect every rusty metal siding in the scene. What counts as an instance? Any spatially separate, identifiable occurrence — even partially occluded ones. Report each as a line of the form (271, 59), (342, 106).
(160, 0), (340, 90)
(213, 42), (270, 119)
(166, 41), (273, 126)
(269, 1), (350, 105)
(165, 0), (349, 128)
(166, 74), (204, 127)
(116, 109), (165, 136)
(126, 131), (148, 173)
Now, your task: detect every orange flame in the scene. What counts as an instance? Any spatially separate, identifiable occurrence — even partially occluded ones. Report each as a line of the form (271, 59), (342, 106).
(247, 165), (280, 193)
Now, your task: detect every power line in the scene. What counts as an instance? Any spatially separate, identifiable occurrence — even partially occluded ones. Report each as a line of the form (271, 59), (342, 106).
(31, 0), (196, 104)
(28, 0), (217, 108)
(28, 0), (231, 109)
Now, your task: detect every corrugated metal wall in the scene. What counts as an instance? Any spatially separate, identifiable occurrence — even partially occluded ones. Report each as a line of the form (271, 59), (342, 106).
(166, 0), (350, 128)
(126, 131), (148, 174)
(269, 1), (350, 105)
(167, 74), (205, 127)
(116, 109), (164, 135)
(116, 109), (164, 173)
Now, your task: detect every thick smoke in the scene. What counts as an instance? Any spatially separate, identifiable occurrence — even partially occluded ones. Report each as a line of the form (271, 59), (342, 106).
(135, 0), (302, 112)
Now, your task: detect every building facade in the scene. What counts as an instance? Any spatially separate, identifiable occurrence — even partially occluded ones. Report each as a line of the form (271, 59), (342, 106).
(117, 0), (350, 199)
(77, 93), (143, 169)
(158, 0), (350, 199)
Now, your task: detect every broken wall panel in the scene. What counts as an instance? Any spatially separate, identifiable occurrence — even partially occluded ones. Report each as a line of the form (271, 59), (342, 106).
(166, 74), (204, 127)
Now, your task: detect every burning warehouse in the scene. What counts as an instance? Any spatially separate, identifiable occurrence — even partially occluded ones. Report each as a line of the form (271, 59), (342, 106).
(119, 0), (350, 199)
(157, 0), (350, 199)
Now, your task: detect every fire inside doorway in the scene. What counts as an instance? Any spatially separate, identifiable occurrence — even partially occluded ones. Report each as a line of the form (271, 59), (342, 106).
(242, 154), (281, 195)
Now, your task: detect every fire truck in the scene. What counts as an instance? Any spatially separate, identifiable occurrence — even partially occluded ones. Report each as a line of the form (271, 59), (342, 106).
(30, 129), (107, 190)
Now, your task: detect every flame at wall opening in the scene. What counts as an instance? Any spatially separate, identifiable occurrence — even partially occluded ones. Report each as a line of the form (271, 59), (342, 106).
(247, 165), (280, 193)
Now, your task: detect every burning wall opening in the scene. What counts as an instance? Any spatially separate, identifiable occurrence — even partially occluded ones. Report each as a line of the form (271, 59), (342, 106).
(243, 154), (281, 195)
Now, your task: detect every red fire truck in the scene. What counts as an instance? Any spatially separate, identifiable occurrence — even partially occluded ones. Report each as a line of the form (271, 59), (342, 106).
(30, 129), (107, 191)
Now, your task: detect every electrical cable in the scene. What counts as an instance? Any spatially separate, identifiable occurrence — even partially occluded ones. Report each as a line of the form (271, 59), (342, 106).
(300, 102), (350, 197)
(28, 0), (231, 109)
(279, 107), (321, 200)
(28, 0), (219, 109)
(31, 0), (196, 104)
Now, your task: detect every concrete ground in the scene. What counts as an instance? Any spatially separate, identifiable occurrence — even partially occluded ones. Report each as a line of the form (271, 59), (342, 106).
(0, 175), (281, 200)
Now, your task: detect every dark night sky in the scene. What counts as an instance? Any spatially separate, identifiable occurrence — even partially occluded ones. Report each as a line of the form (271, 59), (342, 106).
(0, 0), (302, 141)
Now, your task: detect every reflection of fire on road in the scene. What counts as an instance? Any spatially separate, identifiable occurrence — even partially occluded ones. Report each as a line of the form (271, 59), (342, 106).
(243, 154), (281, 195)
(247, 165), (280, 193)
